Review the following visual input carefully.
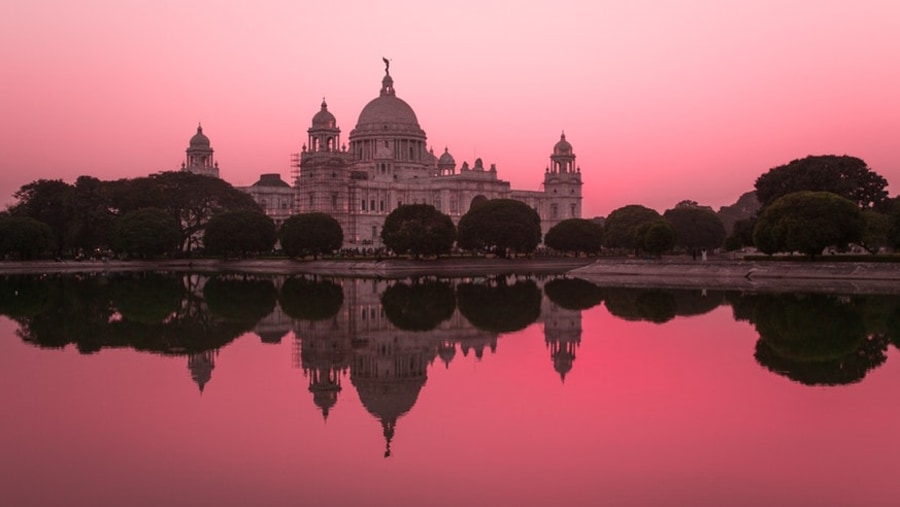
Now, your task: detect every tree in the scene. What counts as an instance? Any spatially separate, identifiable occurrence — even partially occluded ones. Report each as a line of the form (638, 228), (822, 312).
(116, 172), (262, 252)
(8, 179), (73, 255)
(724, 216), (757, 251)
(888, 197), (900, 250)
(112, 207), (182, 258)
(381, 204), (455, 258)
(0, 216), (53, 259)
(457, 278), (542, 332)
(66, 176), (117, 253)
(544, 218), (603, 255)
(203, 210), (277, 257)
(280, 213), (343, 259)
(755, 155), (889, 210)
(636, 220), (676, 257)
(663, 204), (726, 252)
(716, 191), (760, 233)
(602, 205), (661, 252)
(544, 278), (604, 310)
(752, 191), (864, 259)
(457, 199), (541, 256)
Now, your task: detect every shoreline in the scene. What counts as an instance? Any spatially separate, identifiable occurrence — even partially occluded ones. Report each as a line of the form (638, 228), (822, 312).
(2, 256), (900, 293)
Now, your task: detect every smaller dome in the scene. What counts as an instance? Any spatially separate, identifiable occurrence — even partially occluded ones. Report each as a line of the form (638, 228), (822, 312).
(554, 132), (572, 155)
(438, 147), (455, 166)
(190, 124), (210, 148)
(312, 99), (336, 129)
(252, 173), (291, 188)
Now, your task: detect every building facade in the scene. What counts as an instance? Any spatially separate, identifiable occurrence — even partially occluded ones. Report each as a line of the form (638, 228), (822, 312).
(295, 64), (583, 247)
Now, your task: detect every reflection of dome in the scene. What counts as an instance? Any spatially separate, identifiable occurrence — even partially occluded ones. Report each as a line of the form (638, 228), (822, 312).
(437, 341), (457, 368)
(553, 132), (572, 155)
(312, 99), (336, 129)
(351, 374), (426, 458)
(190, 125), (210, 147)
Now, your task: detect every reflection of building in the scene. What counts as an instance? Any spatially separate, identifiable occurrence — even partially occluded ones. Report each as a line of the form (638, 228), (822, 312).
(543, 300), (582, 382)
(188, 349), (217, 393)
(295, 64), (583, 246)
(181, 124), (219, 179)
(288, 276), (585, 456)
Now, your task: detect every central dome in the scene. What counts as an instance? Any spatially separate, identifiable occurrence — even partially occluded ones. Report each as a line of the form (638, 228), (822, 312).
(356, 95), (420, 130)
(351, 70), (425, 139)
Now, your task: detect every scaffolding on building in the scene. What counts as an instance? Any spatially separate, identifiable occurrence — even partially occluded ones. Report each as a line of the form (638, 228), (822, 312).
(290, 152), (301, 214)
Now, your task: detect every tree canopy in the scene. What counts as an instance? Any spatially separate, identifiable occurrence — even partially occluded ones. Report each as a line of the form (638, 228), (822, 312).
(544, 218), (603, 255)
(754, 155), (889, 210)
(203, 210), (277, 258)
(279, 213), (343, 258)
(381, 204), (455, 258)
(457, 199), (542, 256)
(636, 219), (676, 257)
(111, 207), (182, 258)
(752, 191), (864, 258)
(0, 216), (53, 259)
(663, 204), (726, 251)
(602, 205), (661, 251)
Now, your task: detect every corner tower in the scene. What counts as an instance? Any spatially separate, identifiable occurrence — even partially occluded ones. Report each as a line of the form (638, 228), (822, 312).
(182, 124), (219, 178)
(542, 132), (583, 231)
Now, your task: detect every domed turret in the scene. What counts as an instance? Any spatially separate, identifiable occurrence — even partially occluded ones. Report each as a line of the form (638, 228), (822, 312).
(183, 124), (219, 178)
(437, 147), (456, 175)
(189, 124), (210, 147)
(553, 132), (572, 155)
(312, 99), (336, 129)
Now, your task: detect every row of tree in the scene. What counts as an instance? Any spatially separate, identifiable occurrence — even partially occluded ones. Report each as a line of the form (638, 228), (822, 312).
(725, 155), (900, 258)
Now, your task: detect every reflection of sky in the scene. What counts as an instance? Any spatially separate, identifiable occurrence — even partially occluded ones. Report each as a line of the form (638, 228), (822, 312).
(2, 303), (899, 506)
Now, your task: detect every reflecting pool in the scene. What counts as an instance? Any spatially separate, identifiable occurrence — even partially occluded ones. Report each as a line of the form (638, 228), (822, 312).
(1, 272), (899, 506)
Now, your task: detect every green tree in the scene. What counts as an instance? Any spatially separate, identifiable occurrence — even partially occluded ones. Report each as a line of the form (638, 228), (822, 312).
(755, 155), (889, 210)
(66, 176), (116, 253)
(204, 210), (277, 257)
(115, 172), (262, 252)
(280, 213), (343, 259)
(663, 204), (726, 251)
(112, 207), (182, 258)
(457, 199), (541, 256)
(0, 216), (53, 259)
(8, 179), (73, 255)
(752, 191), (864, 259)
(602, 205), (661, 253)
(724, 216), (757, 251)
(544, 218), (603, 255)
(636, 220), (676, 257)
(381, 204), (455, 258)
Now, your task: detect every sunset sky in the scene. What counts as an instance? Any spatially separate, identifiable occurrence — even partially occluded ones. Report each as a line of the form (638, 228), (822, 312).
(2, 0), (898, 218)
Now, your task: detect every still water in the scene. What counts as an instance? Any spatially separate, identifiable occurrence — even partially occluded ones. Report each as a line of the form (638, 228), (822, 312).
(1, 272), (898, 506)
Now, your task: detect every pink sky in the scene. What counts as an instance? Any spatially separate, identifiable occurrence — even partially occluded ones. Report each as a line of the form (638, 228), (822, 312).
(2, 0), (898, 218)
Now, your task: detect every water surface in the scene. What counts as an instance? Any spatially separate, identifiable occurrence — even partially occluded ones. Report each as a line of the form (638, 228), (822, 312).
(1, 273), (898, 506)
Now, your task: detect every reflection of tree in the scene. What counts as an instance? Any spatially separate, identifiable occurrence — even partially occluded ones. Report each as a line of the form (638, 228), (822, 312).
(748, 294), (887, 385)
(457, 278), (541, 333)
(671, 290), (726, 317)
(381, 280), (456, 331)
(12, 273), (251, 356)
(203, 276), (277, 328)
(544, 278), (604, 311)
(109, 272), (184, 324)
(603, 288), (676, 324)
(279, 277), (343, 321)
(0, 275), (50, 320)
